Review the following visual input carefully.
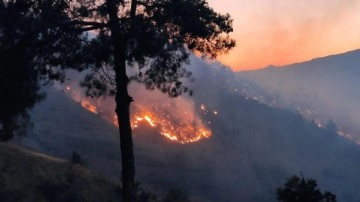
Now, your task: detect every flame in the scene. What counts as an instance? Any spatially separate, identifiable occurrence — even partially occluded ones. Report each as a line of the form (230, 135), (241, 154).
(81, 100), (98, 114)
(79, 96), (212, 144)
(130, 114), (156, 128)
(314, 119), (323, 128)
(62, 83), (212, 144)
(113, 115), (118, 126)
(130, 107), (211, 144)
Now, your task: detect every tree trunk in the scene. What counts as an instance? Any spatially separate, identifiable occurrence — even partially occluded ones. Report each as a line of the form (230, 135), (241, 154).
(106, 1), (136, 201)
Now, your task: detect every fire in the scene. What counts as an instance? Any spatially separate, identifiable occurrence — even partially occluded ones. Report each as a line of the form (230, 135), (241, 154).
(130, 114), (156, 128)
(80, 100), (98, 114)
(314, 119), (323, 128)
(77, 97), (212, 144)
(62, 83), (212, 144)
(130, 107), (211, 144)
(113, 115), (118, 126)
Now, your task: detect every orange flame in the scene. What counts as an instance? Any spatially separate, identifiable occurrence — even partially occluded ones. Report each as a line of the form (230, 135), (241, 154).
(130, 108), (211, 144)
(80, 100), (98, 114)
(63, 86), (212, 144)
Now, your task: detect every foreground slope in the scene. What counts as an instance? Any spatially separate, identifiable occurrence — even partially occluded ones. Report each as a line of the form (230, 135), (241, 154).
(12, 56), (360, 201)
(0, 143), (120, 201)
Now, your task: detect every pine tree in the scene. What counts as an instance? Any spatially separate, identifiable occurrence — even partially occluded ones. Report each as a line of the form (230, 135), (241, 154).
(0, 1), (235, 201)
(0, 0), (85, 140)
(277, 175), (336, 202)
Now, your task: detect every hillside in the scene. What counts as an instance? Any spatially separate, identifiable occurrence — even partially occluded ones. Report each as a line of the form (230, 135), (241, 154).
(0, 143), (121, 202)
(10, 55), (360, 201)
(237, 49), (360, 142)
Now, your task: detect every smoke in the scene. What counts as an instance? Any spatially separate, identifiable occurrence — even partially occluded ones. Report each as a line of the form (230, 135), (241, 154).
(58, 66), (212, 144)
(237, 49), (360, 144)
(18, 52), (360, 201)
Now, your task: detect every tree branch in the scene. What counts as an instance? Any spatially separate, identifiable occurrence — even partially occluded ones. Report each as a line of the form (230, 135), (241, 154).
(71, 26), (107, 32)
(69, 20), (108, 27)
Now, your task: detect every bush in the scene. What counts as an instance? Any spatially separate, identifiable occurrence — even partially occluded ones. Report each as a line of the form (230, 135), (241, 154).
(163, 188), (190, 202)
(71, 151), (86, 166)
(276, 175), (336, 202)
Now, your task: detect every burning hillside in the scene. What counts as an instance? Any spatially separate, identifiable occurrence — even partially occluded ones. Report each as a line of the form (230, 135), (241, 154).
(63, 84), (212, 144)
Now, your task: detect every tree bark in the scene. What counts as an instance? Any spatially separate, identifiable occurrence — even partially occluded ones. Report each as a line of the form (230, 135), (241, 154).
(106, 1), (136, 201)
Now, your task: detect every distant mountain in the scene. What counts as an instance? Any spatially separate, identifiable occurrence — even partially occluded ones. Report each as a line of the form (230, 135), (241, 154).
(237, 49), (360, 143)
(11, 54), (360, 202)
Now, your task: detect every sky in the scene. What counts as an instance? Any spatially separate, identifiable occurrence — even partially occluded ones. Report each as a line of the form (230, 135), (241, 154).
(207, 0), (360, 71)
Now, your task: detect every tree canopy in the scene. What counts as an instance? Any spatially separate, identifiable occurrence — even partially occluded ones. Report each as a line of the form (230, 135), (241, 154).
(277, 175), (336, 202)
(0, 0), (235, 201)
(0, 0), (86, 140)
(77, 0), (236, 97)
(325, 119), (338, 133)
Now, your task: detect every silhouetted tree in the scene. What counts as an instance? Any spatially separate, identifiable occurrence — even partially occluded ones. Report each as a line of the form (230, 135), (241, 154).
(1, 1), (235, 201)
(71, 151), (86, 166)
(325, 119), (338, 133)
(0, 0), (86, 140)
(68, 1), (235, 201)
(276, 175), (336, 202)
(0, 32), (42, 140)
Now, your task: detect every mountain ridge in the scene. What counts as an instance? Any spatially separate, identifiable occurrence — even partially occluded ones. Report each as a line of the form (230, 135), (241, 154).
(237, 48), (360, 143)
(240, 48), (360, 72)
(10, 53), (360, 201)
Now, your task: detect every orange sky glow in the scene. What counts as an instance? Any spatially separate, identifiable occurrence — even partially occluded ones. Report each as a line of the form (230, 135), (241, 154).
(207, 0), (360, 71)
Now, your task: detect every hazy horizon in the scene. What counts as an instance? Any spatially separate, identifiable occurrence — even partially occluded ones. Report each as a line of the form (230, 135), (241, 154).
(207, 0), (360, 71)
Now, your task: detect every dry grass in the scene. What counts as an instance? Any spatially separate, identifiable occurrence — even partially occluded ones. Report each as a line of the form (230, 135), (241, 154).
(0, 143), (121, 202)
